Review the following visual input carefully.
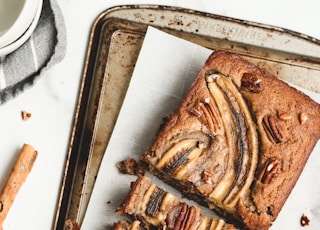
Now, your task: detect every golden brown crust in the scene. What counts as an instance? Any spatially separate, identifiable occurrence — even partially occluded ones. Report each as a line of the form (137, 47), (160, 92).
(141, 50), (320, 229)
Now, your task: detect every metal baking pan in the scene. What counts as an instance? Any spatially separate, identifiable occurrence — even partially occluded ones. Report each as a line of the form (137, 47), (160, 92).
(53, 4), (320, 229)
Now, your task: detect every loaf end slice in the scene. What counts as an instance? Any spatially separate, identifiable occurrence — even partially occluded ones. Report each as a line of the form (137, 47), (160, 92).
(116, 176), (235, 230)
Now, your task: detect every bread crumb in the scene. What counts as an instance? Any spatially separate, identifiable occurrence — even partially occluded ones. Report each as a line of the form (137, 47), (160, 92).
(116, 158), (145, 176)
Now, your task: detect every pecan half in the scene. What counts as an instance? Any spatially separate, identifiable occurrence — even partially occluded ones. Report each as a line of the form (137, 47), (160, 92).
(262, 115), (286, 144)
(196, 98), (222, 134)
(240, 73), (263, 93)
(258, 158), (281, 184)
(174, 203), (188, 229)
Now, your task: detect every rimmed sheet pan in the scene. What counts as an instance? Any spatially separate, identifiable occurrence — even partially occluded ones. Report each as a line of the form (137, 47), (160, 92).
(53, 5), (320, 229)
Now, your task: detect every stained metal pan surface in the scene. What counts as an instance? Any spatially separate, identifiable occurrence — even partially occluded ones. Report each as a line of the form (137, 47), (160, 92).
(53, 5), (320, 229)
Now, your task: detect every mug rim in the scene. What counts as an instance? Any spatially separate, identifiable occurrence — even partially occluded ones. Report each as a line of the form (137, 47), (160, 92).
(0, 0), (41, 48)
(0, 0), (43, 57)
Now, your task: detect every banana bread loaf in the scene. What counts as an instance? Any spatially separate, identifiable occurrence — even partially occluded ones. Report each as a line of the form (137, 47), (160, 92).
(141, 50), (320, 229)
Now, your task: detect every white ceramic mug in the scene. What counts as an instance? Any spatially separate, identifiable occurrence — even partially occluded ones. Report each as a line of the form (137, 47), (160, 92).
(0, 0), (42, 58)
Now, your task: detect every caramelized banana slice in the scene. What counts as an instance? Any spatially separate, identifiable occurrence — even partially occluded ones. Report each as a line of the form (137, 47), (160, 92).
(206, 72), (258, 209)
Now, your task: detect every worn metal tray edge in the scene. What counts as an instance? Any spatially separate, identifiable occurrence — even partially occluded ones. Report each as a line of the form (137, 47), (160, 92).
(53, 6), (107, 229)
(99, 5), (320, 67)
(53, 4), (320, 230)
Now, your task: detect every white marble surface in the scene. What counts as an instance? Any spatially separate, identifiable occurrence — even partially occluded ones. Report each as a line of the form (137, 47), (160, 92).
(0, 0), (319, 229)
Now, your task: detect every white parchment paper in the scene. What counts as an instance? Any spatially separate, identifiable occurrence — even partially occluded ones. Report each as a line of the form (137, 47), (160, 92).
(82, 27), (320, 230)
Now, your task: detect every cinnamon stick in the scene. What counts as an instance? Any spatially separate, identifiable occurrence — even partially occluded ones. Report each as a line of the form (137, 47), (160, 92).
(0, 144), (38, 228)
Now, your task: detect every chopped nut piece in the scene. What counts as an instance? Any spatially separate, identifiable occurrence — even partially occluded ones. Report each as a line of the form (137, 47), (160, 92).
(277, 110), (292, 121)
(197, 141), (205, 149)
(300, 214), (310, 227)
(21, 110), (32, 121)
(204, 97), (210, 103)
(299, 112), (308, 124)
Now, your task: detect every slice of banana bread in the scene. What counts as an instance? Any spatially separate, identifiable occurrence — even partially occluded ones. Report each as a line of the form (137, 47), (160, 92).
(116, 176), (235, 230)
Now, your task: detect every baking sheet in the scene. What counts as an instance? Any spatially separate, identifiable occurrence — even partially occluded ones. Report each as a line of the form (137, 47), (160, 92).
(54, 5), (320, 229)
(81, 26), (320, 230)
